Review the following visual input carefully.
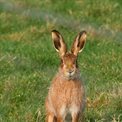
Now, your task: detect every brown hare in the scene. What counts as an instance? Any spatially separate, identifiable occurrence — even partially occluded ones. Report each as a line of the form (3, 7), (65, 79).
(45, 30), (87, 122)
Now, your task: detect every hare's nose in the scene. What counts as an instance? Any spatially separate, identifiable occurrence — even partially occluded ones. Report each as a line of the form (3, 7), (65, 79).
(69, 70), (73, 74)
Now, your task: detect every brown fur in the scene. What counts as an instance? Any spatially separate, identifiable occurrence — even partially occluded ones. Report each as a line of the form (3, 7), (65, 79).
(45, 30), (87, 122)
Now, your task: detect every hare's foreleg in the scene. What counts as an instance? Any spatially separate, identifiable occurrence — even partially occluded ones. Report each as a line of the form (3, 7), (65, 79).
(72, 113), (79, 122)
(45, 98), (55, 122)
(70, 105), (80, 122)
(46, 113), (55, 122)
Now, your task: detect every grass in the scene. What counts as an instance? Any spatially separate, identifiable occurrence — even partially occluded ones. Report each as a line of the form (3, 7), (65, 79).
(0, 0), (122, 121)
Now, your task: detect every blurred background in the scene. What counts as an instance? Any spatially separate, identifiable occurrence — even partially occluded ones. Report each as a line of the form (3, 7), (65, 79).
(0, 0), (122, 121)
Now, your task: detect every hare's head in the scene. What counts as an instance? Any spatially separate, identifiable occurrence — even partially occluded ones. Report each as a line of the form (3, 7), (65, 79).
(52, 30), (87, 79)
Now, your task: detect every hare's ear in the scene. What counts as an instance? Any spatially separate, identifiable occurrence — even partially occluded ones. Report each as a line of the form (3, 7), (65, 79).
(52, 30), (67, 57)
(71, 31), (87, 56)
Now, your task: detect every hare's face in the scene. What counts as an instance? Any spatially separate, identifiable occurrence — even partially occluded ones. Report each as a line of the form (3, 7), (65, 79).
(61, 53), (77, 78)
(51, 30), (87, 79)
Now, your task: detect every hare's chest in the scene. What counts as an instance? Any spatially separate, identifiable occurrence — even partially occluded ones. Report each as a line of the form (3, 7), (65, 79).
(53, 81), (83, 101)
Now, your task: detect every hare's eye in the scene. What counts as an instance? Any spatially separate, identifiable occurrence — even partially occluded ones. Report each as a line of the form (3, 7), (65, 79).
(62, 60), (66, 66)
(62, 60), (65, 64)
(73, 60), (76, 65)
(73, 62), (76, 65)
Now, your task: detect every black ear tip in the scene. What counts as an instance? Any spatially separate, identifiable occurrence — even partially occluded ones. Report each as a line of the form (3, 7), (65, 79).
(79, 30), (87, 35)
(83, 30), (87, 34)
(52, 30), (59, 33)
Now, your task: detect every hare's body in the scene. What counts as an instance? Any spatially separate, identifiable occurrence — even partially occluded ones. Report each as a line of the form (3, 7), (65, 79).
(46, 69), (85, 122)
(45, 30), (87, 122)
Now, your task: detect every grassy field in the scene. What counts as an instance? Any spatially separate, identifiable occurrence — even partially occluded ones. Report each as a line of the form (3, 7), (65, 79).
(0, 0), (122, 121)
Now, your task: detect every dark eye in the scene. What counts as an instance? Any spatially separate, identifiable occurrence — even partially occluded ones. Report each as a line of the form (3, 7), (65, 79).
(73, 60), (76, 65)
(61, 59), (65, 65)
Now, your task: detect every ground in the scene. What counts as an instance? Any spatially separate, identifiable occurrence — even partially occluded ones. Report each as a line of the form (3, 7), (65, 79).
(0, 0), (122, 121)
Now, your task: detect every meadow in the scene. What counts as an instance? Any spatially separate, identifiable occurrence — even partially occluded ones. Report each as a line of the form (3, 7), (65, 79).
(0, 0), (122, 121)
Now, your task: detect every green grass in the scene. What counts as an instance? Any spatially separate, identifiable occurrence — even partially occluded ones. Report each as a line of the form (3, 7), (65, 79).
(0, 0), (122, 121)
